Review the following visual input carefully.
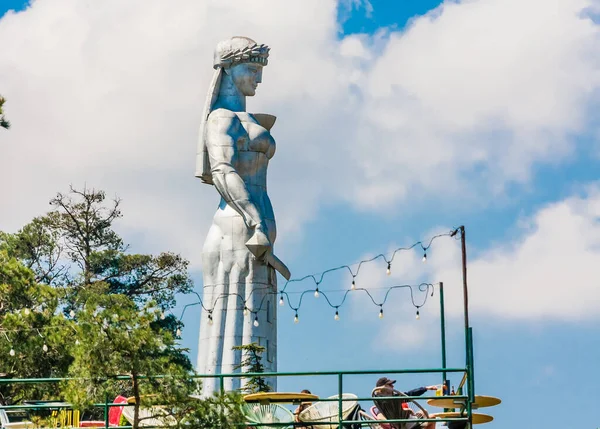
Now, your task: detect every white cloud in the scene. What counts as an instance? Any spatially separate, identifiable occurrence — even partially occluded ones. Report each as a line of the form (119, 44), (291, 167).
(0, 0), (599, 272)
(345, 186), (600, 353)
(357, 185), (600, 337)
(455, 185), (600, 321)
(351, 0), (600, 209)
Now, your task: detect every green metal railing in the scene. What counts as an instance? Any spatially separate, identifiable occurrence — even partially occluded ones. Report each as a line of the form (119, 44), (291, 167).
(0, 366), (474, 428)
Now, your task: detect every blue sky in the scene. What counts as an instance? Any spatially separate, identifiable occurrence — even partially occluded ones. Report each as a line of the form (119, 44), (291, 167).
(1, 0), (599, 428)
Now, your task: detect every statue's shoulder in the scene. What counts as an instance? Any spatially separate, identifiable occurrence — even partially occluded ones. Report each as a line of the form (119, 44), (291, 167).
(208, 108), (239, 120)
(207, 109), (244, 134)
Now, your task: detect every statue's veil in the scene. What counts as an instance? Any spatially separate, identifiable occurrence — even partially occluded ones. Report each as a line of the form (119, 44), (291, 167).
(195, 66), (222, 185)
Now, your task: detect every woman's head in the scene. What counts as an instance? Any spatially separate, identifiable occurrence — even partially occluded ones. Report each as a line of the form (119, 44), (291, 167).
(214, 37), (269, 97)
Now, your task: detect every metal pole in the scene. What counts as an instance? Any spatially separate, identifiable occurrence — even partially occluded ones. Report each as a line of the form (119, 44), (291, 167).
(338, 373), (343, 429)
(460, 226), (470, 331)
(459, 225), (474, 426)
(439, 282), (447, 384)
(459, 226), (471, 389)
(468, 327), (475, 401)
(104, 392), (109, 429)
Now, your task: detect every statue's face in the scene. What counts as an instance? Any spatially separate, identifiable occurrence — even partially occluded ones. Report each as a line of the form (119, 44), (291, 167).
(229, 63), (263, 96)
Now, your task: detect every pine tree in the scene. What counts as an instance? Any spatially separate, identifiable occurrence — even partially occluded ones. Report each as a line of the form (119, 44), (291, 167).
(232, 343), (272, 393)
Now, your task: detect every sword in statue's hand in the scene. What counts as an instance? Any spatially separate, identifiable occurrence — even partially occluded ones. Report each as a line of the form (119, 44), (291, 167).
(246, 228), (291, 280)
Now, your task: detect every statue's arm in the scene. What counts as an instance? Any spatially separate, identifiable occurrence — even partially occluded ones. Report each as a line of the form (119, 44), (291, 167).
(206, 111), (268, 239)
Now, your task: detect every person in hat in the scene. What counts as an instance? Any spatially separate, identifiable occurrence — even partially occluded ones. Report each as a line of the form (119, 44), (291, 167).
(373, 377), (438, 429)
(376, 377), (438, 397)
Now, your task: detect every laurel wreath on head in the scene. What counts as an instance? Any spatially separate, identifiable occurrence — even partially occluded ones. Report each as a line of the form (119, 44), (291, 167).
(220, 43), (270, 67)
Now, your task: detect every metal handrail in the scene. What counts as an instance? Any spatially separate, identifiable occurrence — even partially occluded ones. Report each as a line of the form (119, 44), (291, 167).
(0, 368), (472, 428)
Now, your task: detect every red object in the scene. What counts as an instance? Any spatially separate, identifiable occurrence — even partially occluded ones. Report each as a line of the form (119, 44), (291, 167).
(108, 395), (128, 427)
(78, 422), (105, 427)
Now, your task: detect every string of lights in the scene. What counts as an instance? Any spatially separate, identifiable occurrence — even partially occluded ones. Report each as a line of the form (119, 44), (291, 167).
(178, 282), (437, 326)
(175, 228), (460, 326)
(281, 230), (456, 293)
(1, 228), (461, 349)
(0, 284), (434, 349)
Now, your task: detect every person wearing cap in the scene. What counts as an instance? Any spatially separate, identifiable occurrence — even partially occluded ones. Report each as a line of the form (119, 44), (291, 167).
(376, 377), (438, 398)
(373, 377), (438, 429)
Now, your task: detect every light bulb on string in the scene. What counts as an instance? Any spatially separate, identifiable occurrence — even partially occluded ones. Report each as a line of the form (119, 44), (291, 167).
(416, 310), (420, 320)
(422, 252), (427, 263)
(314, 288), (319, 298)
(334, 310), (340, 321)
(386, 263), (391, 276)
(351, 279), (356, 290)
(176, 328), (181, 337)
(208, 314), (214, 326)
(69, 310), (75, 318)
(9, 349), (15, 357)
(42, 344), (48, 353)
(23, 308), (30, 316)
(379, 308), (384, 319)
(279, 295), (284, 306)
(294, 313), (299, 324)
(253, 315), (259, 327)
(160, 312), (166, 320)
(243, 307), (249, 316)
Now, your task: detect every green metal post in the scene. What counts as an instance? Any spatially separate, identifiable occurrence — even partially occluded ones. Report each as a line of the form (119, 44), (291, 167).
(466, 394), (472, 429)
(468, 328), (475, 401)
(220, 375), (225, 393)
(439, 281), (447, 384)
(338, 373), (343, 429)
(104, 392), (109, 429)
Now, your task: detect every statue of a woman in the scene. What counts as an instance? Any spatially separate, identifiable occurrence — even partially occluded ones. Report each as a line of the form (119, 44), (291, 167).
(195, 36), (290, 394)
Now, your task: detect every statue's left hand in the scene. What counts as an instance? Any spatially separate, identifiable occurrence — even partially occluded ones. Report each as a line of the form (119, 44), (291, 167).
(246, 226), (271, 258)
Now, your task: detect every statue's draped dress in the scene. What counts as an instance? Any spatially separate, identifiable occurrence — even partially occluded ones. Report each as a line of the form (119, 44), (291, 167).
(197, 109), (277, 393)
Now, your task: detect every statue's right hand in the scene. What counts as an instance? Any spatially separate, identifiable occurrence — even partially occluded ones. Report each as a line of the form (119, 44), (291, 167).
(245, 226), (271, 259)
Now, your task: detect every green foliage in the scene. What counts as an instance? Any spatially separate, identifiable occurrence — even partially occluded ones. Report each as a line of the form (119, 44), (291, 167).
(0, 96), (10, 129)
(0, 250), (73, 405)
(0, 215), (66, 285)
(232, 342), (272, 394)
(180, 391), (245, 429)
(1, 187), (192, 341)
(2, 187), (193, 309)
(62, 287), (199, 428)
(0, 188), (247, 428)
(48, 188), (124, 285)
